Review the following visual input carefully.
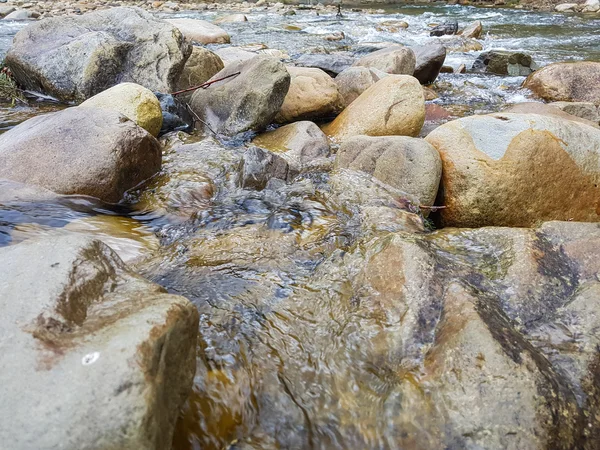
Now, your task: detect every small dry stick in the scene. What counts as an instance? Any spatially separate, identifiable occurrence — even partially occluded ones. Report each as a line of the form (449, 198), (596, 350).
(170, 71), (241, 96)
(185, 103), (217, 136)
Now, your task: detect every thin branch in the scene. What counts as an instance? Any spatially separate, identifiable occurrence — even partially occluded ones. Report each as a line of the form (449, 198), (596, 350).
(170, 71), (241, 96)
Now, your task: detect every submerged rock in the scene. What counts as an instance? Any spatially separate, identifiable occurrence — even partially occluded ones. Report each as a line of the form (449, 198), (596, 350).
(335, 135), (442, 207)
(425, 112), (600, 227)
(523, 61), (600, 105)
(80, 82), (163, 137)
(0, 107), (161, 203)
(156, 93), (194, 135)
(276, 66), (343, 123)
(322, 75), (425, 141)
(189, 56), (291, 135)
(0, 235), (198, 450)
(5, 7), (191, 102)
(353, 45), (416, 75)
(239, 146), (297, 190)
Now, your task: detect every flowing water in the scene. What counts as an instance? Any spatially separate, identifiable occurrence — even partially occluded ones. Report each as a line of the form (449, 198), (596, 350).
(1, 4), (600, 449)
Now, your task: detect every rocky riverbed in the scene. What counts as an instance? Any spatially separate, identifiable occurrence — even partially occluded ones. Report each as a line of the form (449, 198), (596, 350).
(0, 1), (600, 449)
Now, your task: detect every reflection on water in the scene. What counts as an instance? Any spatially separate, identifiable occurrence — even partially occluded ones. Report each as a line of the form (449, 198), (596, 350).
(0, 4), (598, 450)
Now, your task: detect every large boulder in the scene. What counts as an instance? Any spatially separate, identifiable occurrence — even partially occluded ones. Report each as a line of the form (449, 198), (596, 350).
(335, 135), (442, 207)
(322, 75), (425, 141)
(175, 46), (224, 97)
(353, 46), (416, 75)
(411, 44), (446, 84)
(425, 112), (600, 227)
(276, 66), (343, 123)
(80, 82), (163, 137)
(189, 56), (291, 136)
(0, 235), (198, 450)
(295, 53), (356, 76)
(334, 66), (388, 108)
(0, 107), (161, 203)
(523, 62), (600, 105)
(252, 121), (331, 172)
(550, 101), (600, 124)
(165, 18), (230, 44)
(5, 7), (191, 102)
(472, 50), (538, 76)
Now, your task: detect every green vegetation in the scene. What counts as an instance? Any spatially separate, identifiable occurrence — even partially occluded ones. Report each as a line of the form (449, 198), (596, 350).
(0, 63), (25, 106)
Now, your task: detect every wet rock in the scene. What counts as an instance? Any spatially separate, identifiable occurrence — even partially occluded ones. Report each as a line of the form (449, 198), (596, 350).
(425, 112), (600, 227)
(175, 46), (224, 101)
(156, 93), (194, 135)
(0, 6), (15, 17)
(214, 13), (248, 24)
(239, 146), (297, 190)
(0, 235), (198, 450)
(0, 107), (161, 203)
(429, 20), (458, 36)
(472, 50), (538, 76)
(461, 20), (483, 38)
(550, 101), (600, 123)
(555, 2), (578, 11)
(353, 45), (416, 75)
(436, 35), (483, 53)
(324, 31), (345, 41)
(376, 19), (409, 32)
(523, 62), (600, 105)
(334, 66), (388, 108)
(166, 18), (230, 44)
(425, 103), (453, 121)
(189, 56), (291, 135)
(457, 63), (466, 73)
(5, 7), (191, 102)
(335, 135), (441, 206)
(422, 85), (438, 100)
(322, 75), (425, 141)
(252, 121), (330, 172)
(80, 82), (163, 137)
(295, 53), (356, 76)
(411, 44), (446, 84)
(276, 66), (343, 123)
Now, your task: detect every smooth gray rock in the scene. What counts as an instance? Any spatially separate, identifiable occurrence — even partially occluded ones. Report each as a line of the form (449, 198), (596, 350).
(0, 234), (199, 450)
(295, 53), (356, 76)
(189, 56), (291, 136)
(411, 44), (446, 84)
(5, 7), (191, 102)
(0, 107), (161, 203)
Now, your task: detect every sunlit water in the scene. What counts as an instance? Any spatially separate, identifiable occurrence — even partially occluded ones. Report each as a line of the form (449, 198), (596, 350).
(0, 4), (599, 449)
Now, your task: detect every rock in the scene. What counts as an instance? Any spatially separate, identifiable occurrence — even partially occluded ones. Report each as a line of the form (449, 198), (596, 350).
(422, 85), (438, 100)
(257, 48), (290, 60)
(461, 20), (482, 39)
(425, 103), (452, 121)
(425, 112), (600, 227)
(457, 63), (466, 73)
(555, 2), (578, 11)
(376, 20), (409, 33)
(0, 107), (161, 203)
(335, 66), (388, 108)
(436, 36), (483, 53)
(523, 62), (600, 105)
(429, 21), (458, 37)
(175, 46), (224, 100)
(80, 82), (163, 137)
(440, 65), (453, 73)
(214, 47), (258, 66)
(214, 14), (248, 24)
(353, 46), (416, 75)
(276, 66), (343, 123)
(5, 7), (191, 102)
(295, 53), (356, 76)
(411, 44), (446, 85)
(324, 31), (345, 41)
(239, 146), (296, 190)
(550, 101), (600, 123)
(582, 0), (600, 12)
(4, 9), (37, 20)
(189, 56), (291, 135)
(504, 102), (599, 128)
(472, 50), (538, 76)
(335, 135), (442, 206)
(0, 235), (198, 450)
(0, 5), (15, 16)
(251, 121), (330, 172)
(322, 75), (425, 141)
(166, 18), (230, 44)
(155, 93), (194, 135)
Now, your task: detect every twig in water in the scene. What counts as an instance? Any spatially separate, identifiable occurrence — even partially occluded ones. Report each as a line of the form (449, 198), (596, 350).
(170, 71), (241, 96)
(185, 103), (217, 136)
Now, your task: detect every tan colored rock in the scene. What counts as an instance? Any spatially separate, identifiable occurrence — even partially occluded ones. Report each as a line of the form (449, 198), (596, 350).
(376, 20), (409, 33)
(503, 102), (599, 128)
(523, 62), (600, 105)
(425, 112), (600, 227)
(276, 66), (343, 123)
(80, 82), (162, 137)
(334, 66), (388, 108)
(322, 75), (425, 141)
(252, 121), (330, 172)
(461, 20), (482, 39)
(213, 14), (247, 24)
(353, 45), (416, 75)
(214, 47), (257, 66)
(335, 135), (441, 206)
(437, 36), (483, 52)
(422, 86), (438, 100)
(166, 18), (230, 44)
(175, 46), (224, 99)
(550, 101), (600, 124)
